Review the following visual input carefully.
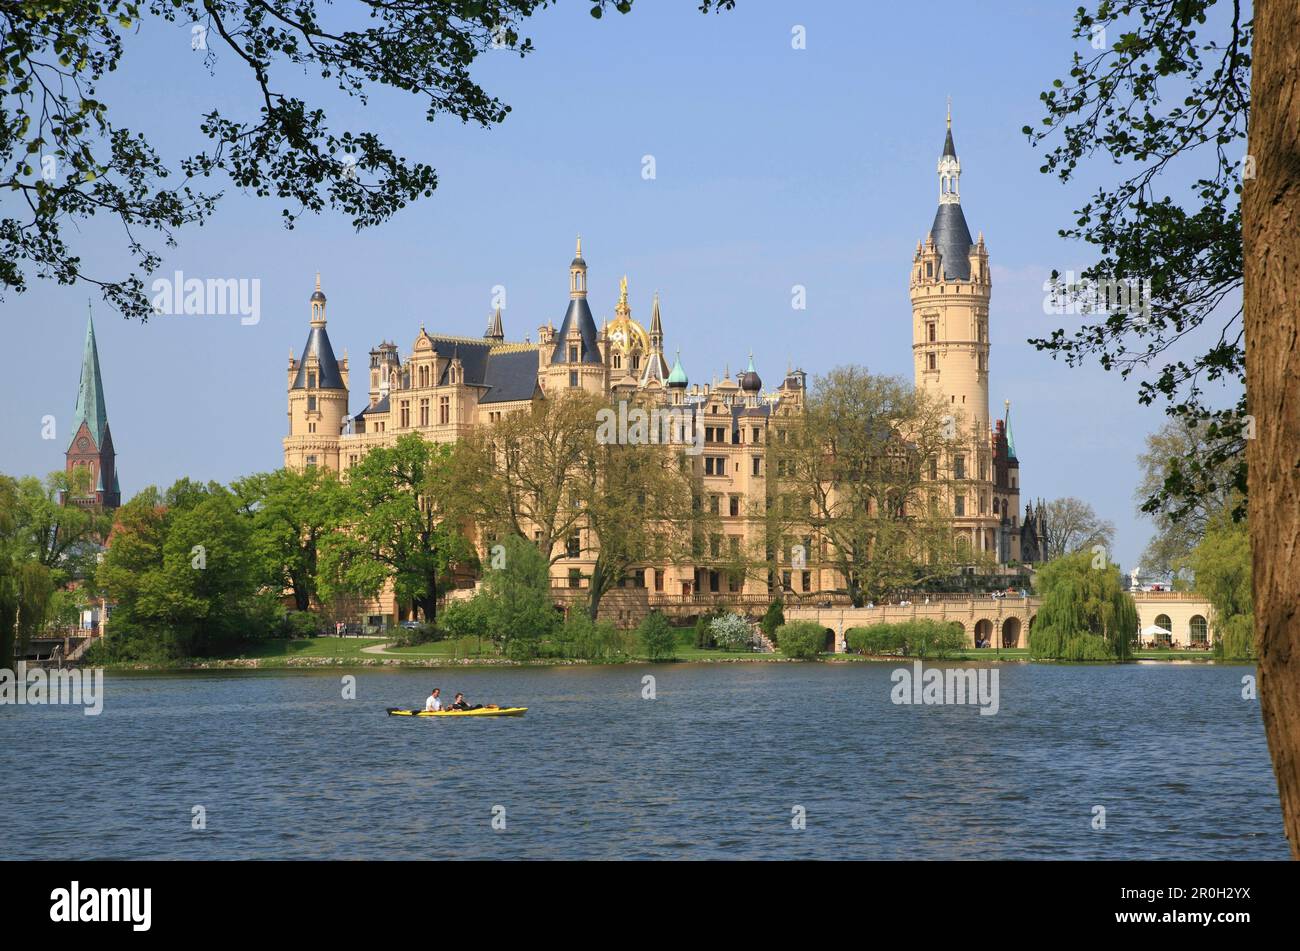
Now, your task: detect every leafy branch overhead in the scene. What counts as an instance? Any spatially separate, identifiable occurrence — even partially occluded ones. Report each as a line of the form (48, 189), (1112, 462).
(1025, 0), (1250, 523)
(0, 0), (733, 318)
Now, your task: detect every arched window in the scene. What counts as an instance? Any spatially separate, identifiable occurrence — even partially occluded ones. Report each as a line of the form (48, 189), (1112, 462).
(1190, 615), (1208, 645)
(1154, 614), (1172, 644)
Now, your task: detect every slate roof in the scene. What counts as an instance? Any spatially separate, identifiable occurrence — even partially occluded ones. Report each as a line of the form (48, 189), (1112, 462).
(550, 298), (602, 364)
(930, 202), (974, 282)
(292, 326), (346, 389)
(480, 348), (540, 404)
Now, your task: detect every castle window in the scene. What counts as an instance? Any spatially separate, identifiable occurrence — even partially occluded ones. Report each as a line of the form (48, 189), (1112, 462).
(730, 496), (740, 517)
(927, 353), (936, 371)
(926, 262), (933, 278)
(569, 345), (578, 362)
(419, 399), (429, 427)
(752, 427), (760, 443)
(419, 365), (429, 387)
(955, 495), (965, 517)
(400, 401), (410, 428)
(569, 371), (578, 388)
(929, 458), (938, 480)
(752, 457), (761, 476)
(306, 455), (317, 467)
(928, 323), (936, 343)
(954, 455), (965, 480)
(308, 423), (316, 433)
(613, 354), (622, 369)
(308, 371), (317, 388)
(307, 395), (317, 411)
(439, 396), (449, 425)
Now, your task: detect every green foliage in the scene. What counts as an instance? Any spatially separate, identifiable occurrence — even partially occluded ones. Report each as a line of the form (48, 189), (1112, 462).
(95, 480), (275, 659)
(319, 435), (472, 621)
(440, 597), (491, 641)
(1027, 1), (1251, 523)
(693, 612), (718, 649)
(760, 598), (785, 640)
(774, 620), (824, 659)
(390, 622), (442, 647)
(282, 611), (321, 638)
(552, 611), (631, 663)
(845, 620), (965, 658)
(477, 533), (557, 658)
(233, 467), (347, 612)
(637, 610), (677, 661)
(709, 613), (753, 651)
(1183, 509), (1253, 660)
(1028, 550), (1138, 661)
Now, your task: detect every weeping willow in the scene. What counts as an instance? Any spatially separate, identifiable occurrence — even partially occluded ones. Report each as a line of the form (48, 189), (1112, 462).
(1029, 550), (1138, 661)
(0, 478), (56, 667)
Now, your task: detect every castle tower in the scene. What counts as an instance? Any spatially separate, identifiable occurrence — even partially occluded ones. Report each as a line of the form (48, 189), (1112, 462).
(542, 237), (607, 396)
(64, 308), (121, 509)
(285, 274), (349, 471)
(484, 307), (505, 342)
(910, 106), (998, 558)
(640, 292), (670, 386)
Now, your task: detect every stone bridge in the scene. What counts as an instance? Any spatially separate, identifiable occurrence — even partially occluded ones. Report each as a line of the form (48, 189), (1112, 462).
(786, 596), (1036, 651)
(784, 592), (1214, 652)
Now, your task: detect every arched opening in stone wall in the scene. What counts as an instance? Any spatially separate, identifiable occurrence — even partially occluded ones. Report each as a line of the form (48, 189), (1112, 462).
(1001, 616), (1021, 648)
(974, 618), (994, 648)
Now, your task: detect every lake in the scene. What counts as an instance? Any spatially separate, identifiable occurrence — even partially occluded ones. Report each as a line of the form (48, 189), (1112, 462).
(0, 661), (1286, 859)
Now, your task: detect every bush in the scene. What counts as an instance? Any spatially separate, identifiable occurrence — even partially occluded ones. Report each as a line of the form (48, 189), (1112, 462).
(638, 611), (677, 661)
(553, 612), (632, 662)
(390, 622), (441, 647)
(709, 613), (753, 651)
(845, 620), (966, 658)
(282, 611), (321, 639)
(847, 624), (905, 655)
(440, 597), (490, 640)
(775, 621), (824, 659)
(760, 598), (785, 641)
(693, 613), (716, 649)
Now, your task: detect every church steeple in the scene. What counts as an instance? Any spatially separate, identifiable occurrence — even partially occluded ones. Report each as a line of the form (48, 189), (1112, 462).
(65, 306), (120, 509)
(485, 306), (505, 342)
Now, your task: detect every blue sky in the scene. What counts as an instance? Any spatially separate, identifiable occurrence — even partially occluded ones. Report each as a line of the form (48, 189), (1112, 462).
(0, 0), (1242, 572)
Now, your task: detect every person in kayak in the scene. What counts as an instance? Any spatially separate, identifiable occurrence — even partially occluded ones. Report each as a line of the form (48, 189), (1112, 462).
(448, 692), (483, 711)
(424, 687), (443, 712)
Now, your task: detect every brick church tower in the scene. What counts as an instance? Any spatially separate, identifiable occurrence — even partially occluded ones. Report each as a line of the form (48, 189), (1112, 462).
(64, 311), (121, 510)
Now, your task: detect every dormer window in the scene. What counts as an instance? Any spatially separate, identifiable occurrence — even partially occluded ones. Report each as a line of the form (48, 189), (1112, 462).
(569, 345), (579, 362)
(308, 370), (317, 388)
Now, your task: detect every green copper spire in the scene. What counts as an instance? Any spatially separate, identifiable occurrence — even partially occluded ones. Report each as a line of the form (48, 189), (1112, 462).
(667, 349), (688, 387)
(74, 307), (109, 447)
(1004, 400), (1017, 460)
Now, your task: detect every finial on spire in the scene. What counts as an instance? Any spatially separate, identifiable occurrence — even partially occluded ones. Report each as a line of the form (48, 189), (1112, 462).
(575, 234), (582, 258)
(946, 96), (952, 129)
(315, 271), (321, 292)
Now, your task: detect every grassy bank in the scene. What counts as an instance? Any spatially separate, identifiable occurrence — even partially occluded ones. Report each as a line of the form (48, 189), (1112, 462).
(86, 637), (1239, 670)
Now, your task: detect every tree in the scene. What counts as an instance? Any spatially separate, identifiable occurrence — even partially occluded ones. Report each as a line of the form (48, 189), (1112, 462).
(568, 399), (703, 620)
(760, 597), (785, 641)
(1028, 551), (1138, 661)
(1026, 0), (1251, 526)
(1040, 497), (1115, 562)
(450, 392), (604, 567)
(477, 533), (557, 659)
(233, 467), (347, 612)
(0, 1), (733, 317)
(1135, 420), (1230, 579)
(14, 471), (111, 582)
(766, 366), (967, 607)
(320, 434), (472, 622)
(637, 610), (677, 661)
(708, 613), (752, 651)
(0, 476), (56, 666)
(1243, 0), (1300, 860)
(95, 480), (271, 657)
(1181, 506), (1251, 659)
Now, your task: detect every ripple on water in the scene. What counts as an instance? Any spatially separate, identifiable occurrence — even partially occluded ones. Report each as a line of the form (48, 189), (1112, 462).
(0, 663), (1287, 859)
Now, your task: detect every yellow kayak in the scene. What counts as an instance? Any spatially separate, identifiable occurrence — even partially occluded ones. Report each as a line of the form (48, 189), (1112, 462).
(387, 706), (527, 718)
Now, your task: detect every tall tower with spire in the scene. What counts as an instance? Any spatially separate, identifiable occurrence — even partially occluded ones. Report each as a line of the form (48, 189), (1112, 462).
(542, 236), (607, 396)
(65, 308), (121, 509)
(285, 274), (350, 471)
(910, 106), (999, 558)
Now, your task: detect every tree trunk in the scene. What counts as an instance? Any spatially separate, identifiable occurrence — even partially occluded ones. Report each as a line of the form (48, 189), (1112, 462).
(1243, 0), (1300, 859)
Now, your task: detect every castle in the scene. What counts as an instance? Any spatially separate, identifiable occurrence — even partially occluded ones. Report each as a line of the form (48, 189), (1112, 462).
(284, 115), (1043, 620)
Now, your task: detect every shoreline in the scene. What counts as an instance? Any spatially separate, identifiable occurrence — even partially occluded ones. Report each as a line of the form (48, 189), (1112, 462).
(83, 652), (1236, 672)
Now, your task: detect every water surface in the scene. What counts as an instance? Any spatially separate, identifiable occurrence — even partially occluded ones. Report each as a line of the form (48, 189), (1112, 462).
(0, 662), (1285, 859)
